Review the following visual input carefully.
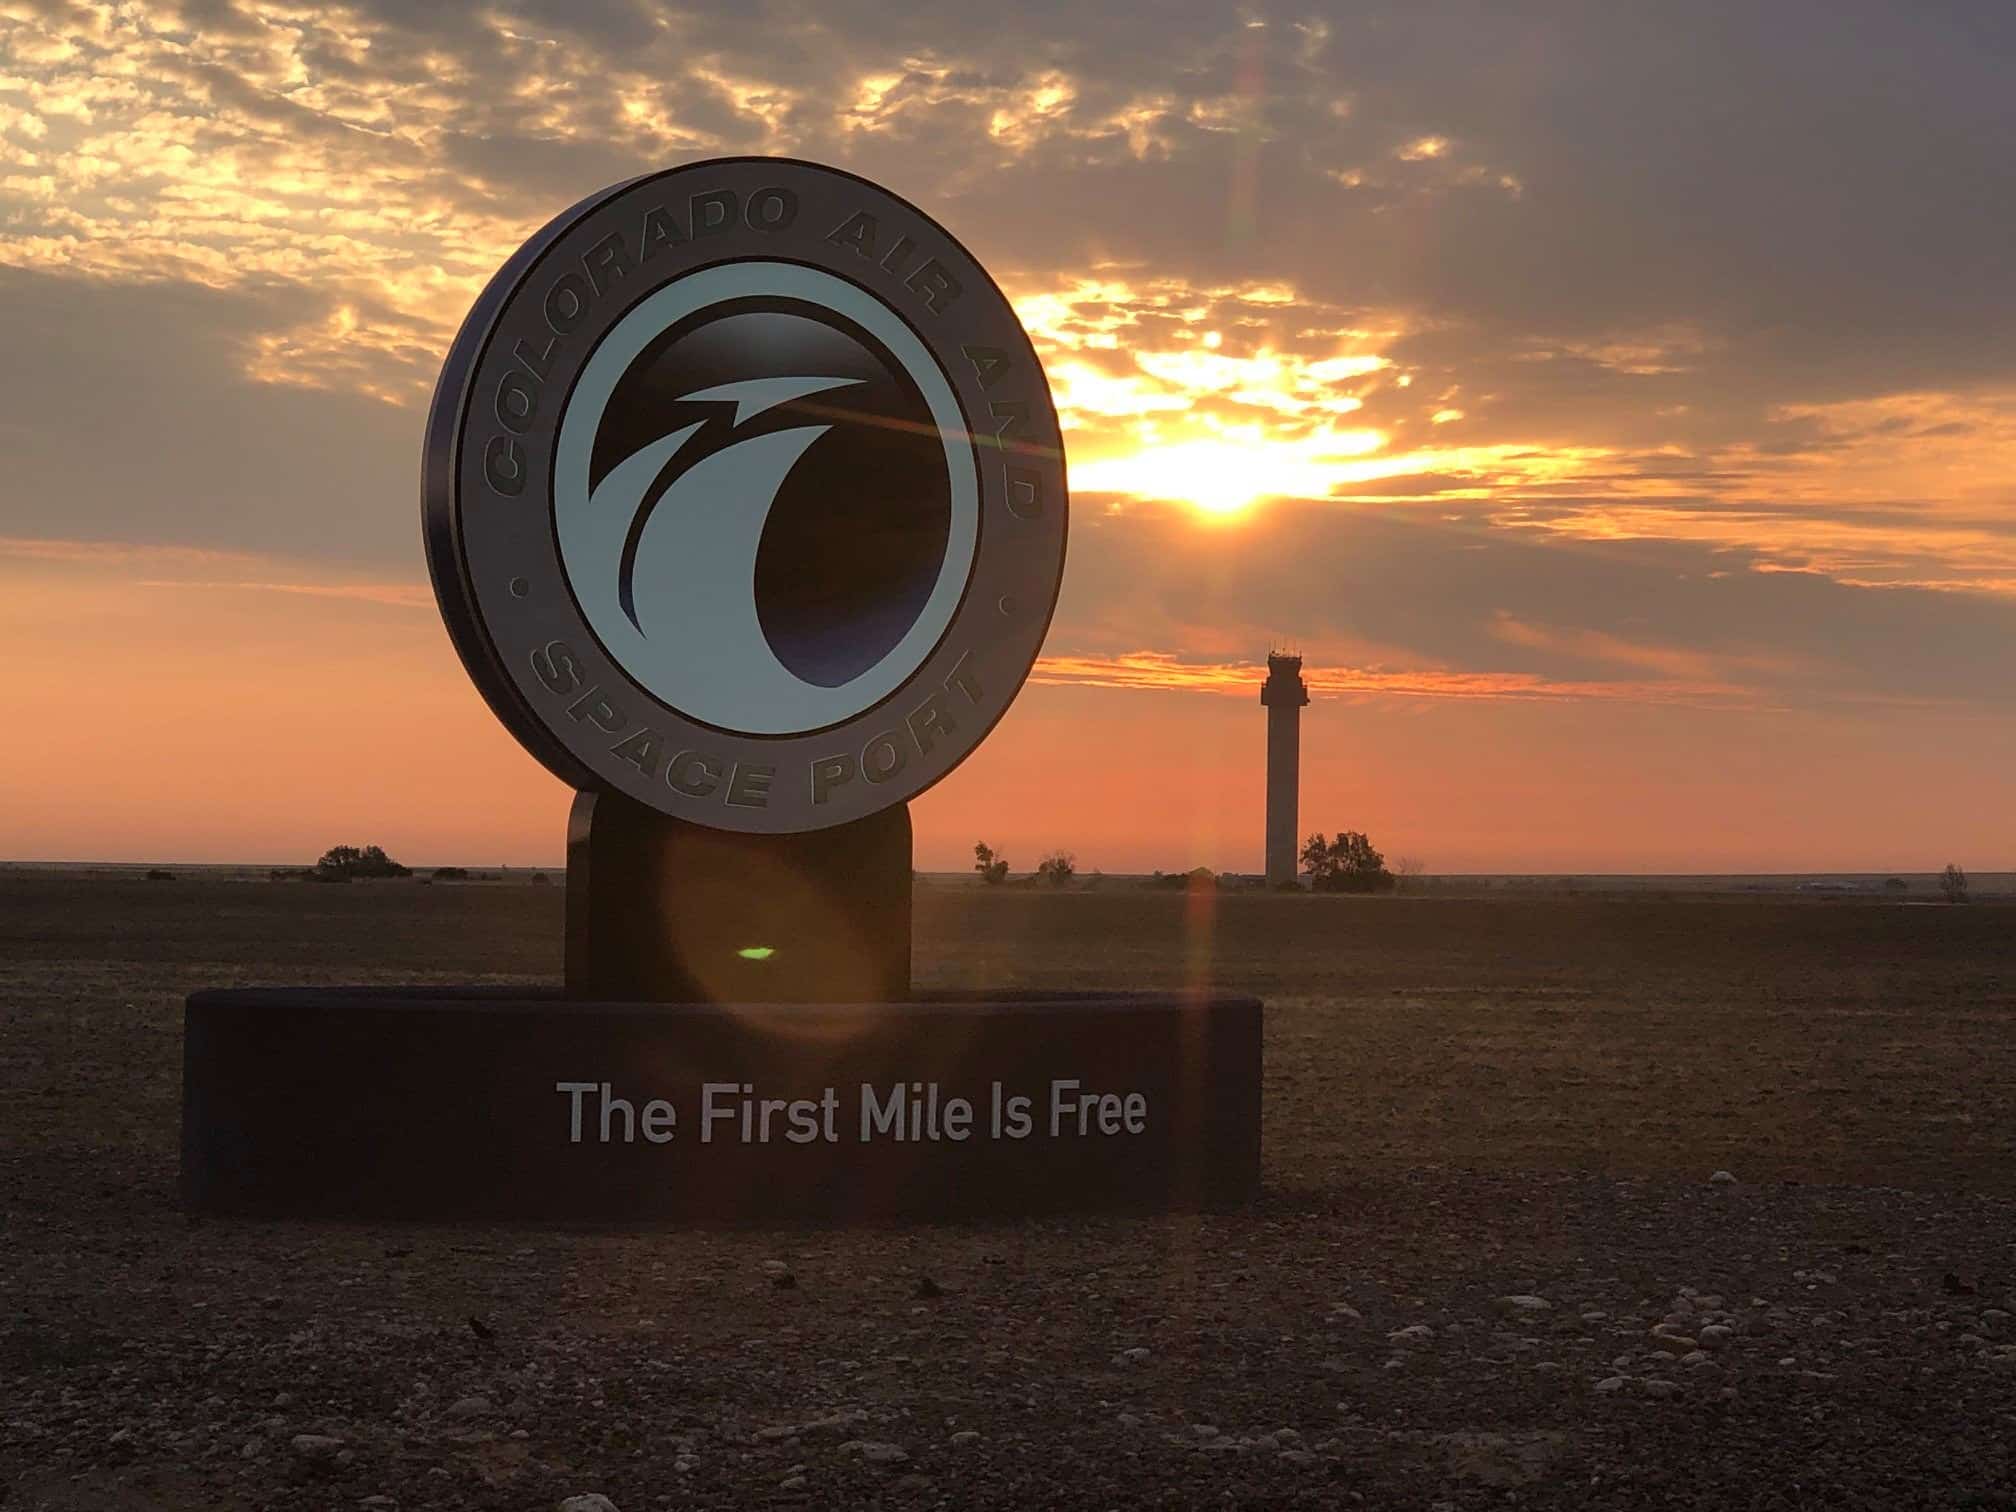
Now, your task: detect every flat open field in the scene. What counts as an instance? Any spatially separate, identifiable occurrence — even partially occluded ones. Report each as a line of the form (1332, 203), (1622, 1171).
(4, 875), (2014, 1508)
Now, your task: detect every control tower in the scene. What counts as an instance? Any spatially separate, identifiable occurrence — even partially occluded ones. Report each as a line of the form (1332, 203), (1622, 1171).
(1260, 652), (1310, 887)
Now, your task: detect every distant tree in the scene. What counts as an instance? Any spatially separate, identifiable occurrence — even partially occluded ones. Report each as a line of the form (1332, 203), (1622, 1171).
(1035, 851), (1077, 887)
(144, 867), (177, 882)
(1301, 831), (1395, 894)
(1393, 855), (1425, 893)
(1941, 863), (1969, 904)
(432, 866), (470, 882)
(529, 871), (551, 886)
(314, 844), (411, 881)
(973, 842), (1010, 886)
(1883, 877), (1908, 894)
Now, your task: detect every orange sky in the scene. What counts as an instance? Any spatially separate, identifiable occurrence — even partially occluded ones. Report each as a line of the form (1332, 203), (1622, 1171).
(1, 3), (2013, 872)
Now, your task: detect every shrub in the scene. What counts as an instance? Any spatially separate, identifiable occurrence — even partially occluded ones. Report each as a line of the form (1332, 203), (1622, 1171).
(1941, 863), (1969, 904)
(1301, 831), (1395, 893)
(1035, 851), (1076, 887)
(973, 842), (1009, 886)
(432, 865), (471, 882)
(314, 844), (411, 881)
(144, 867), (177, 882)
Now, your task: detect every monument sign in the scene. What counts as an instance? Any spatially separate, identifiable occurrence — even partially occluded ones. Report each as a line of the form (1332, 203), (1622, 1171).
(181, 158), (1262, 1220)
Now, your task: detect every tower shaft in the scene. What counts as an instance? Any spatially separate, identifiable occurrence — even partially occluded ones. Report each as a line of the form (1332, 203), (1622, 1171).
(1260, 654), (1309, 887)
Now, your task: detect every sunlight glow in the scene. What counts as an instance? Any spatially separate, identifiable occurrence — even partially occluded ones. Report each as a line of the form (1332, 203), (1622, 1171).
(1072, 429), (1385, 517)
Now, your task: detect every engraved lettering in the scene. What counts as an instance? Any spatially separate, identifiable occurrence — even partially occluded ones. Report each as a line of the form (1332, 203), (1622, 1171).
(1006, 463), (1044, 519)
(725, 762), (774, 808)
(962, 345), (1012, 389)
(544, 271), (591, 334)
(494, 368), (538, 434)
(878, 233), (917, 275)
(581, 230), (634, 297)
(745, 185), (797, 231)
(945, 649), (983, 705)
(691, 189), (738, 236)
(611, 727), (663, 779)
(906, 693), (957, 757)
(514, 334), (559, 382)
(905, 257), (962, 313)
(639, 203), (686, 260)
(531, 641), (582, 695)
(810, 753), (856, 804)
(988, 399), (1029, 447)
(565, 685), (625, 733)
(667, 751), (724, 798)
(861, 732), (907, 784)
(484, 434), (526, 496)
(826, 209), (878, 259)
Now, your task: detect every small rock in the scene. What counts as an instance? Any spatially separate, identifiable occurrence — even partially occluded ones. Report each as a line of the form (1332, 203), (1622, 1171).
(780, 1477), (806, 1491)
(290, 1434), (345, 1461)
(1594, 1377), (1627, 1394)
(1113, 1346), (1151, 1365)
(1496, 1295), (1553, 1315)
(559, 1497), (620, 1512)
(1329, 1302), (1363, 1321)
(1280, 1450), (1319, 1466)
(446, 1396), (492, 1419)
(839, 1440), (910, 1465)
(757, 1425), (800, 1442)
(1387, 1324), (1435, 1345)
(1698, 1324), (1736, 1349)
(913, 1275), (943, 1299)
(950, 1430), (980, 1445)
(359, 1499), (396, 1509)
(1640, 1380), (1680, 1399)
(1709, 1170), (1738, 1185)
(241, 1437), (264, 1459)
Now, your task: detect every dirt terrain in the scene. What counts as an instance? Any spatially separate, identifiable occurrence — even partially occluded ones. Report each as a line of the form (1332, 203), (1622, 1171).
(3, 874), (2014, 1509)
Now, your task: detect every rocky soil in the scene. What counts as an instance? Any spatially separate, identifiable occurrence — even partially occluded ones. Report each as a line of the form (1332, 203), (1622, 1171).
(3, 876), (2014, 1508)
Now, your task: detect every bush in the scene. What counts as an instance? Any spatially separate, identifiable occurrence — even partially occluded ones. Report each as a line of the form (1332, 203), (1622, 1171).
(1035, 851), (1076, 887)
(529, 871), (552, 886)
(1941, 863), (1969, 904)
(314, 844), (411, 881)
(144, 867), (176, 882)
(973, 842), (1009, 886)
(432, 865), (470, 882)
(1301, 830), (1395, 893)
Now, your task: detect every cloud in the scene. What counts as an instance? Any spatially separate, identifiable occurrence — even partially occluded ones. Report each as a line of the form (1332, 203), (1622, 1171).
(2, 0), (2014, 772)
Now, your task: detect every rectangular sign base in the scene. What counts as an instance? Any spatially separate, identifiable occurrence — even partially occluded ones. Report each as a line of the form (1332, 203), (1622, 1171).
(180, 989), (1262, 1222)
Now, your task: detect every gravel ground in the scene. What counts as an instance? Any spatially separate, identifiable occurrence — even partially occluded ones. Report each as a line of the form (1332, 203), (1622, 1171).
(4, 875), (2014, 1508)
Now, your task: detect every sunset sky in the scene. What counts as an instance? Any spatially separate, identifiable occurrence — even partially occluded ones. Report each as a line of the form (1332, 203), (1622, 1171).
(2, 0), (2013, 873)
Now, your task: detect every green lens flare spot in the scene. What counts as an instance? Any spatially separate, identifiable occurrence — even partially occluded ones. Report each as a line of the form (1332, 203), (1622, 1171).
(737, 946), (776, 961)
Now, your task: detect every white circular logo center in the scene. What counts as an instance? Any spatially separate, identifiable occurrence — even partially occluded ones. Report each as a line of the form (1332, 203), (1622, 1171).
(553, 262), (980, 736)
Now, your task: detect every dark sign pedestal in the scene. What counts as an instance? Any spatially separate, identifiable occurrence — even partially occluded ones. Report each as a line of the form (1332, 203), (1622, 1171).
(566, 790), (911, 1004)
(180, 988), (1261, 1221)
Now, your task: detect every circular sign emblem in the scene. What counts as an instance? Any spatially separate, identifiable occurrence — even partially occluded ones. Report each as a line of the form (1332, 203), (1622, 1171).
(425, 158), (1067, 832)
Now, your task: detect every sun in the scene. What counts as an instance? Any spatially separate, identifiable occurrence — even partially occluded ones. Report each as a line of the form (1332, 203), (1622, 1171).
(1071, 430), (1387, 519)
